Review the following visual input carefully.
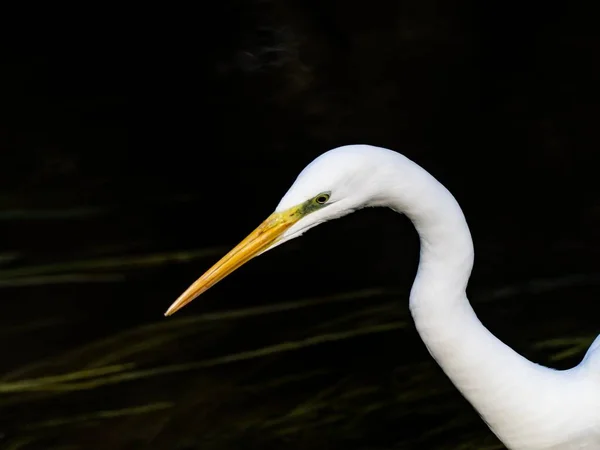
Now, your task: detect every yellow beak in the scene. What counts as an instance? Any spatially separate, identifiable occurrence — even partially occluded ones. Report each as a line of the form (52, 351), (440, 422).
(164, 207), (302, 316)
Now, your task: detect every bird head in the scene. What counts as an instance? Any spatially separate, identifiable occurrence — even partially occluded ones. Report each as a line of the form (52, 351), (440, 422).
(164, 145), (396, 316)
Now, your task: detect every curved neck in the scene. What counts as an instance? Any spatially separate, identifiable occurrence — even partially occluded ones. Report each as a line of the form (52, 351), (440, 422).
(382, 153), (557, 444)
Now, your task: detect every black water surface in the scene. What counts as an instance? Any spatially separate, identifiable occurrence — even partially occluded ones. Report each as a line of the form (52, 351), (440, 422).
(1, 2), (599, 449)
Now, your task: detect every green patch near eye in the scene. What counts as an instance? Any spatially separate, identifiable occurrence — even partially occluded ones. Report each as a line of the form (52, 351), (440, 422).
(293, 192), (331, 217)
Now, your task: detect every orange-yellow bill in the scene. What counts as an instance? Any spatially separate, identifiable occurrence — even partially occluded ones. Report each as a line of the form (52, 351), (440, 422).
(164, 207), (302, 316)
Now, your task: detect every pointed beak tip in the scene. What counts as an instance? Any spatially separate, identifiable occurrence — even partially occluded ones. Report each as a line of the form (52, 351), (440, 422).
(162, 208), (301, 319)
(164, 299), (185, 317)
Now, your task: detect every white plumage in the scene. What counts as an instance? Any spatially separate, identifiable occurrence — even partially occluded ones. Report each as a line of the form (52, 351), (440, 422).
(167, 145), (600, 449)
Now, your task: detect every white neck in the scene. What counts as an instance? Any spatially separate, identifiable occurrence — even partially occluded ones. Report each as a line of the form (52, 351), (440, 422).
(379, 151), (597, 449)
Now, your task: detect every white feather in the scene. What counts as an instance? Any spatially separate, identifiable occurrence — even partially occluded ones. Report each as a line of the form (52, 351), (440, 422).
(268, 144), (600, 450)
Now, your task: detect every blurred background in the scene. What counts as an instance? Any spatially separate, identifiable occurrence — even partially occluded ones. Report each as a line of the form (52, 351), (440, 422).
(1, 1), (599, 449)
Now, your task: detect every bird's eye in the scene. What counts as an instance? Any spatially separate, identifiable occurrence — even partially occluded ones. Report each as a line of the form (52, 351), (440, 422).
(315, 193), (330, 204)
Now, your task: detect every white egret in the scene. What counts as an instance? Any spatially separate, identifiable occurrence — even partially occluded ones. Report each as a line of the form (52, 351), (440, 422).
(165, 145), (600, 449)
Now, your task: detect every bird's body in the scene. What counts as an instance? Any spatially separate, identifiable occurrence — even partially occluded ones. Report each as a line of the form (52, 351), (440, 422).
(166, 145), (600, 449)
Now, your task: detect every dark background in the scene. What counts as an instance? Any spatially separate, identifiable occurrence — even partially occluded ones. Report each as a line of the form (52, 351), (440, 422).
(1, 2), (599, 449)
